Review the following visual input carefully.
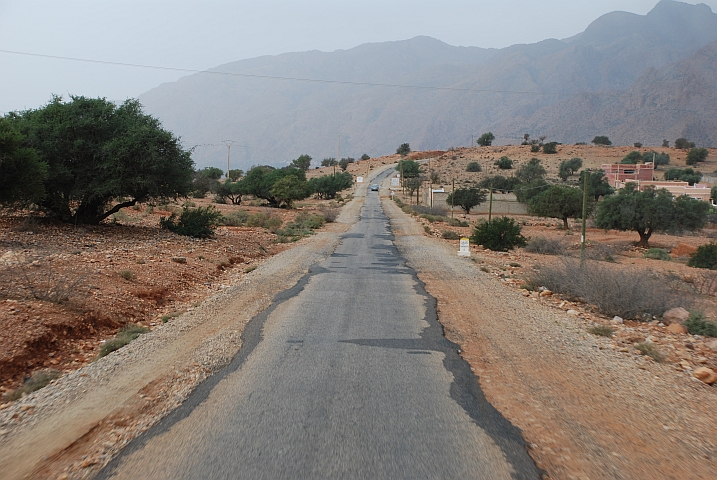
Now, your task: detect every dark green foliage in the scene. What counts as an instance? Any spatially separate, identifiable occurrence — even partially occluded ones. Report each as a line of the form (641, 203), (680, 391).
(0, 117), (47, 207)
(270, 175), (309, 208)
(192, 169), (219, 197)
(592, 136), (612, 146)
(633, 142), (643, 148)
(542, 142), (558, 154)
(477, 132), (495, 147)
(396, 159), (420, 178)
(201, 167), (224, 179)
(10, 96), (194, 224)
(360, 154), (370, 161)
(620, 151), (643, 164)
(516, 158), (546, 183)
(644, 248), (671, 261)
(558, 158), (583, 180)
(479, 175), (521, 193)
(214, 179), (243, 205)
(530, 144), (540, 153)
(446, 188), (487, 214)
(307, 172), (353, 199)
(160, 205), (223, 238)
(339, 157), (355, 171)
(441, 230), (461, 240)
(466, 162), (482, 172)
(240, 166), (307, 207)
(686, 148), (709, 165)
(528, 185), (588, 229)
(396, 143), (411, 156)
(514, 178), (549, 203)
(595, 183), (709, 248)
(290, 154), (312, 171)
(221, 209), (250, 226)
(471, 217), (526, 251)
(712, 186), (717, 203)
(228, 169), (244, 181)
(683, 312), (717, 337)
(688, 243), (717, 269)
(641, 151), (670, 167)
(245, 212), (282, 232)
(579, 170), (614, 201)
(675, 138), (695, 150)
(321, 158), (338, 167)
(494, 156), (513, 169)
(276, 211), (326, 241)
(664, 167), (702, 185)
(99, 324), (150, 358)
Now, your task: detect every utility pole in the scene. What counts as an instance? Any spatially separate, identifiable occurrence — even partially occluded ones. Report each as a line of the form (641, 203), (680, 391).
(451, 179), (455, 219)
(580, 171), (590, 267)
(222, 140), (236, 179)
(488, 188), (494, 223)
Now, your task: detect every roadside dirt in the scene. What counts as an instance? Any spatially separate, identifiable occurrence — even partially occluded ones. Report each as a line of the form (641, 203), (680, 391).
(384, 189), (717, 479)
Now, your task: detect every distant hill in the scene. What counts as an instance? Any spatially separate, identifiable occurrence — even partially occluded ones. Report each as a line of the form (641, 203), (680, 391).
(139, 0), (717, 170)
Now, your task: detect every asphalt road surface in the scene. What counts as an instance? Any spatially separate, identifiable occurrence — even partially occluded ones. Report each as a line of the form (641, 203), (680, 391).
(99, 175), (540, 479)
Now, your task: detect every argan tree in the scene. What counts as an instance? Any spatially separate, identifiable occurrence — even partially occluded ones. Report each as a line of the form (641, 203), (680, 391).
(528, 185), (588, 229)
(477, 132), (495, 147)
(595, 183), (709, 248)
(396, 143), (411, 156)
(446, 188), (487, 214)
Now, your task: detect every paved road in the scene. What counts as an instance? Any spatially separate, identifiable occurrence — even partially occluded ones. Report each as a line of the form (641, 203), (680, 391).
(99, 174), (539, 479)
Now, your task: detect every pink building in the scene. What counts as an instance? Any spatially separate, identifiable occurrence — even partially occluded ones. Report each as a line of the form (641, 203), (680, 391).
(615, 180), (712, 202)
(602, 163), (654, 186)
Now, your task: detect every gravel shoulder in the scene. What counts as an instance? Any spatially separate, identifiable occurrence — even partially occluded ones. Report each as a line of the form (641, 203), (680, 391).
(382, 196), (717, 480)
(0, 177), (383, 480)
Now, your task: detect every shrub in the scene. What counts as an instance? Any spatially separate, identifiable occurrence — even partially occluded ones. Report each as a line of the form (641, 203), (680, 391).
(160, 206), (223, 238)
(542, 142), (558, 154)
(447, 218), (470, 227)
(525, 236), (564, 255)
(592, 136), (612, 146)
(530, 144), (540, 153)
(644, 248), (671, 261)
(319, 206), (340, 223)
(686, 148), (709, 165)
(98, 324), (150, 358)
(246, 212), (283, 232)
(119, 270), (135, 281)
(442, 230), (461, 240)
(396, 143), (411, 156)
(222, 209), (250, 226)
(494, 156), (513, 169)
(675, 138), (695, 150)
(466, 162), (482, 172)
(276, 212), (325, 241)
(634, 342), (666, 362)
(471, 217), (527, 252)
(529, 259), (677, 318)
(688, 243), (717, 269)
(588, 325), (615, 337)
(683, 312), (717, 337)
(2, 369), (61, 402)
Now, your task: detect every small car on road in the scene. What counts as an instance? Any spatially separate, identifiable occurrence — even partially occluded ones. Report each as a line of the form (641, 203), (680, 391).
(370, 184), (379, 191)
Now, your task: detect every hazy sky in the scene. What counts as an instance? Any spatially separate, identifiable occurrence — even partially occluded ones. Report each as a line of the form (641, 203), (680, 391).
(1, 0), (715, 114)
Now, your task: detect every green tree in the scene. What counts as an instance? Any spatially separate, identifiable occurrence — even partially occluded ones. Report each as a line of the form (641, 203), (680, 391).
(516, 158), (546, 183)
(360, 154), (371, 161)
(642, 151), (670, 167)
(0, 117), (47, 207)
(271, 175), (308, 208)
(228, 169), (244, 181)
(528, 185), (588, 229)
(542, 142), (558, 154)
(466, 162), (482, 172)
(712, 185), (717, 203)
(664, 167), (702, 185)
(214, 179), (243, 205)
(479, 175), (521, 193)
(494, 156), (513, 169)
(291, 154), (312, 171)
(240, 166), (306, 207)
(471, 217), (526, 251)
(592, 136), (612, 146)
(307, 173), (353, 199)
(477, 132), (495, 147)
(620, 151), (643, 164)
(201, 167), (224, 179)
(13, 96), (194, 224)
(321, 158), (338, 167)
(514, 178), (549, 203)
(396, 159), (420, 178)
(446, 188), (487, 214)
(160, 205), (223, 238)
(686, 148), (709, 165)
(558, 157), (583, 180)
(339, 157), (355, 171)
(595, 183), (709, 248)
(675, 138), (695, 150)
(396, 143), (411, 156)
(579, 170), (614, 201)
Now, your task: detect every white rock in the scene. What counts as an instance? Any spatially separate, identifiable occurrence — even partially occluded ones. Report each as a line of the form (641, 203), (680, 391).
(567, 310), (579, 316)
(612, 316), (624, 324)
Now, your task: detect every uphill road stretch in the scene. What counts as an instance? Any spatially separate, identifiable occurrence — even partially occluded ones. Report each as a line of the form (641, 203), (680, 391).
(98, 171), (540, 479)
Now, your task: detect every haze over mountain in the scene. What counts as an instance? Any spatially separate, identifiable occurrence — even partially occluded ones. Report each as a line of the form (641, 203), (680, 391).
(139, 0), (717, 170)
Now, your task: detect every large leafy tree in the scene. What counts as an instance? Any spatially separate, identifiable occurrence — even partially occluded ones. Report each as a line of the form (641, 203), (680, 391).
(396, 143), (411, 156)
(307, 173), (353, 199)
(0, 117), (47, 207)
(476, 132), (495, 147)
(529, 185), (588, 229)
(579, 170), (614, 201)
(396, 159), (420, 178)
(664, 167), (702, 185)
(240, 166), (307, 207)
(595, 183), (709, 248)
(558, 158), (583, 181)
(516, 158), (546, 183)
(291, 154), (312, 171)
(10, 96), (194, 224)
(446, 188), (487, 214)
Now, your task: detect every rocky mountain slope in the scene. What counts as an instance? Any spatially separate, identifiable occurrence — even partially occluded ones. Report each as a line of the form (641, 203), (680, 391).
(139, 0), (717, 169)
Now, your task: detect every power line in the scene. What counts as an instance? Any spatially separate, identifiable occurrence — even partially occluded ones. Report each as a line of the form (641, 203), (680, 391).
(0, 48), (638, 99)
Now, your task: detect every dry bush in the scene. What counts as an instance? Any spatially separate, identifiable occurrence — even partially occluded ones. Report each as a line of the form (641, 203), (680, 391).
(691, 270), (717, 296)
(319, 206), (340, 223)
(1, 259), (84, 304)
(2, 368), (62, 402)
(525, 236), (564, 255)
(530, 259), (679, 319)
